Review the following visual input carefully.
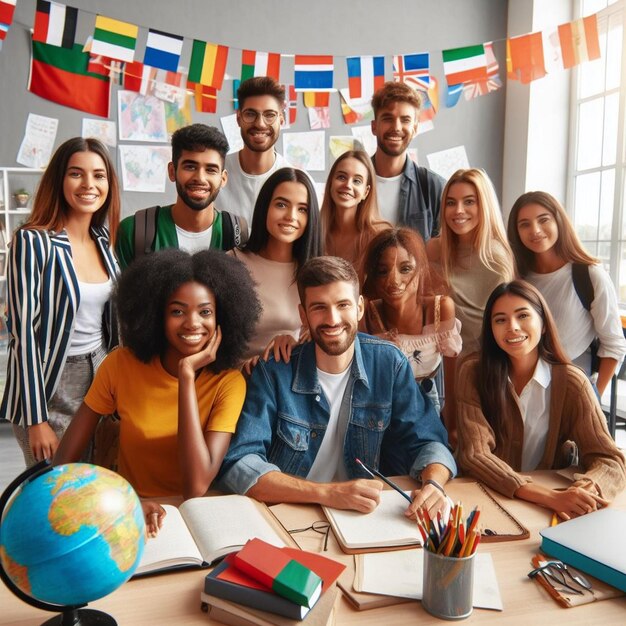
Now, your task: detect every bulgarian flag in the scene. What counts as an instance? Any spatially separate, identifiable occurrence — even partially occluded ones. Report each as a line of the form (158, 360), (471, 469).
(241, 49), (281, 82)
(442, 44), (488, 85)
(29, 40), (111, 117)
(558, 14), (600, 69)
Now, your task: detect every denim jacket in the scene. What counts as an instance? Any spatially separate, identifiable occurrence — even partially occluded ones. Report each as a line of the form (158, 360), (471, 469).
(219, 334), (456, 494)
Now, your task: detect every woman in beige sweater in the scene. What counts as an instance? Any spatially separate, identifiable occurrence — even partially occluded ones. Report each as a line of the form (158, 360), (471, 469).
(456, 280), (625, 520)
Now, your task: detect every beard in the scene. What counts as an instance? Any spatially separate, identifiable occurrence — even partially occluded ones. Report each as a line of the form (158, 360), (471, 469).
(310, 322), (357, 357)
(241, 126), (279, 153)
(376, 133), (412, 157)
(176, 181), (221, 212)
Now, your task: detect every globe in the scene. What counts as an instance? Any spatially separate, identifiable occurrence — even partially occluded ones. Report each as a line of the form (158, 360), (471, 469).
(0, 462), (145, 625)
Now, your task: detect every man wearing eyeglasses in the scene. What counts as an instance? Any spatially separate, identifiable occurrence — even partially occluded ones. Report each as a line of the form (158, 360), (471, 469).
(216, 77), (298, 228)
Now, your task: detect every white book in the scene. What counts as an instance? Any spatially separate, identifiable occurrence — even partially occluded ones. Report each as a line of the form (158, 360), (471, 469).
(135, 495), (293, 576)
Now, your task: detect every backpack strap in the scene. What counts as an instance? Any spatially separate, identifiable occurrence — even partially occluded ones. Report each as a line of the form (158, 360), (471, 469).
(571, 263), (594, 311)
(416, 165), (430, 208)
(220, 210), (249, 249)
(133, 206), (159, 259)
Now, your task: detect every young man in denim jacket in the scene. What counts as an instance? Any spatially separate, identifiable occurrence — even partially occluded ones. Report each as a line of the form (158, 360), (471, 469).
(219, 257), (456, 517)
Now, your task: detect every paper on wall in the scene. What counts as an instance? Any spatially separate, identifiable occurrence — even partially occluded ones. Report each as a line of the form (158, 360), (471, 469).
(282, 130), (325, 171)
(119, 144), (170, 193)
(426, 145), (470, 181)
(17, 114), (59, 169)
(220, 114), (244, 154)
(82, 118), (117, 148)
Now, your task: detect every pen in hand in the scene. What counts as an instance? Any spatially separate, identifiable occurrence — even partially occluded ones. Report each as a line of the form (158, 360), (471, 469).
(355, 458), (412, 504)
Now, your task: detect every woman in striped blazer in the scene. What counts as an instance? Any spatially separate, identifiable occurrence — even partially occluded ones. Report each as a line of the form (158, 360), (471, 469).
(1, 137), (120, 467)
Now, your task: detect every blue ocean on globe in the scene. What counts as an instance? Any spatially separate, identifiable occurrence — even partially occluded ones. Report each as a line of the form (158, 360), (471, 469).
(0, 463), (145, 606)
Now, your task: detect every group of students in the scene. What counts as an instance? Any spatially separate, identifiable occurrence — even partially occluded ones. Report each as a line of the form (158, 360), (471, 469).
(3, 77), (626, 534)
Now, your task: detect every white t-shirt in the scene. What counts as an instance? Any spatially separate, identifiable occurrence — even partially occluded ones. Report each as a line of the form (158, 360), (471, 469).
(306, 364), (352, 483)
(216, 151), (292, 226)
(175, 224), (213, 253)
(375, 174), (402, 225)
(515, 358), (551, 472)
(526, 262), (626, 369)
(69, 279), (113, 356)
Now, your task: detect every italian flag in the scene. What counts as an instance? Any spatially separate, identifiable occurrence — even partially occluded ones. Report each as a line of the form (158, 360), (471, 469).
(241, 49), (281, 82)
(29, 40), (111, 117)
(442, 44), (488, 85)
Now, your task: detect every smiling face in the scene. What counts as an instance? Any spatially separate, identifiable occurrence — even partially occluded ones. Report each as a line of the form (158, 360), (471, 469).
(168, 149), (226, 212)
(265, 181), (309, 246)
(329, 156), (371, 214)
(237, 94), (283, 153)
(516, 202), (560, 256)
(62, 151), (110, 218)
(444, 181), (480, 244)
(371, 101), (418, 157)
(163, 281), (216, 363)
(491, 293), (543, 367)
(374, 245), (419, 307)
(300, 280), (364, 368)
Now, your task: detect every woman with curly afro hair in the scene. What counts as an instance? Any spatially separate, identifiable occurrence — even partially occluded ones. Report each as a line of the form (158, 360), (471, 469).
(55, 248), (261, 531)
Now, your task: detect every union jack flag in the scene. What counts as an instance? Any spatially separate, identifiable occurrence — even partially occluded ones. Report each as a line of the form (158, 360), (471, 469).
(393, 52), (429, 90)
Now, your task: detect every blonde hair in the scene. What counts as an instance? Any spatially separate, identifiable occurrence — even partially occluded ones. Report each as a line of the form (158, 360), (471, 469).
(440, 168), (515, 282)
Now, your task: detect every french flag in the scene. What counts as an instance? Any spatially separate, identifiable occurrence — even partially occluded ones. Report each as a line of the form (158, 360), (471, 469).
(294, 55), (334, 92)
(346, 55), (385, 100)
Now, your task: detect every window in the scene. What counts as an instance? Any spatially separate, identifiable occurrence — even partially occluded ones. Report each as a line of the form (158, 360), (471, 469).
(569, 0), (625, 299)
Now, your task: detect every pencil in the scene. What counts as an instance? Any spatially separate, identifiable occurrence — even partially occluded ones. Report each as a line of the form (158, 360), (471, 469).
(355, 458), (412, 504)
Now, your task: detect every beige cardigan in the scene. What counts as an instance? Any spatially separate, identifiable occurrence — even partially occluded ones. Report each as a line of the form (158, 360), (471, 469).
(456, 354), (626, 500)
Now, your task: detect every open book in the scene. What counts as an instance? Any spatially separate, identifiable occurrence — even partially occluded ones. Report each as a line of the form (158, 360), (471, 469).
(135, 495), (296, 576)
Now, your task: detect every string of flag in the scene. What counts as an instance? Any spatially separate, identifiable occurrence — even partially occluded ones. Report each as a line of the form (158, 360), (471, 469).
(2, 0), (610, 119)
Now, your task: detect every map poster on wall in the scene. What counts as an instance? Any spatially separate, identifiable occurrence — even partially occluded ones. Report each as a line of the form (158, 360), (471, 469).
(117, 91), (168, 143)
(282, 130), (326, 171)
(82, 118), (117, 148)
(119, 145), (171, 193)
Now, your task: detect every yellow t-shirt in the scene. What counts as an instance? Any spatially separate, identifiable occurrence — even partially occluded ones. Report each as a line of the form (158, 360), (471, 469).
(85, 347), (245, 497)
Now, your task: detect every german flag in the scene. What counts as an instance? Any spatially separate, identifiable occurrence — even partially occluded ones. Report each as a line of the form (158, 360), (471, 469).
(28, 40), (111, 118)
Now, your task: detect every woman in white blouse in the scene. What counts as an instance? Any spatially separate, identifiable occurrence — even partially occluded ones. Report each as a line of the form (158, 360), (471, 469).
(507, 191), (626, 395)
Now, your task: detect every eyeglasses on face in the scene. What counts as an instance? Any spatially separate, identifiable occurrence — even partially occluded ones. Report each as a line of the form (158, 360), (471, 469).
(240, 109), (280, 124)
(528, 560), (592, 595)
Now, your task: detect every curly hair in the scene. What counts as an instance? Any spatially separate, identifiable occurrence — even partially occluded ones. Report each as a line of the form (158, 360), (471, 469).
(23, 137), (120, 246)
(507, 190), (597, 276)
(171, 124), (229, 168)
(115, 248), (261, 371)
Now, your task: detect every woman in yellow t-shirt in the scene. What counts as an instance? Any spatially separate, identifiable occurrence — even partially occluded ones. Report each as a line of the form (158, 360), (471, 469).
(55, 249), (261, 529)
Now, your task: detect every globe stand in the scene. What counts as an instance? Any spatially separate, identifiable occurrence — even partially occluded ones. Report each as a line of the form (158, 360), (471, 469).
(42, 608), (117, 626)
(0, 461), (118, 626)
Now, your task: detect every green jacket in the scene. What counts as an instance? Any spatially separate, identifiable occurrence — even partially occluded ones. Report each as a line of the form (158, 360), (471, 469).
(115, 205), (238, 269)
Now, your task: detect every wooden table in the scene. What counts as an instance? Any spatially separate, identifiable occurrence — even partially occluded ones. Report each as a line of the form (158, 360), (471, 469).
(3, 473), (626, 625)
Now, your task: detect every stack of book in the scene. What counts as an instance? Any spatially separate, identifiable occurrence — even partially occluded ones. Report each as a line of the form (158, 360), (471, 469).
(200, 538), (346, 626)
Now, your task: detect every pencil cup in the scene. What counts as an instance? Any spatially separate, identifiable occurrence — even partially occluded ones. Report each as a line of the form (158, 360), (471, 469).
(422, 550), (475, 620)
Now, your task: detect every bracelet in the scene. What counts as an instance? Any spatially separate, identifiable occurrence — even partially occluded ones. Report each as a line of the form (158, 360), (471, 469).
(423, 478), (447, 496)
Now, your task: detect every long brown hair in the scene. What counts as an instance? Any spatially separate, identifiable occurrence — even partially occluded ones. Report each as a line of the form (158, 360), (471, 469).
(22, 137), (120, 246)
(507, 191), (597, 276)
(439, 169), (516, 283)
(320, 150), (389, 263)
(478, 280), (570, 439)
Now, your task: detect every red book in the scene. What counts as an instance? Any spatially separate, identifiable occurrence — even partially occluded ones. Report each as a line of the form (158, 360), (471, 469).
(232, 539), (323, 608)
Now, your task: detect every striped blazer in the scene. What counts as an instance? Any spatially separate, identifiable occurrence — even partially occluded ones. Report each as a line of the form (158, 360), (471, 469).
(0, 227), (119, 427)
